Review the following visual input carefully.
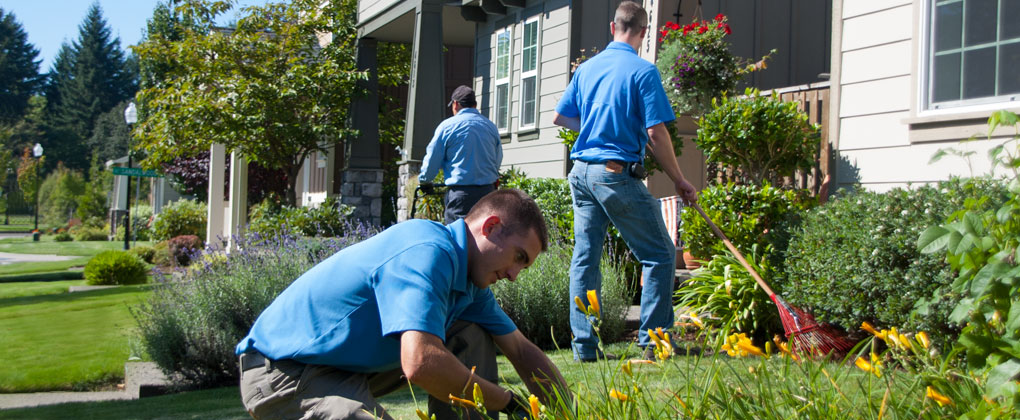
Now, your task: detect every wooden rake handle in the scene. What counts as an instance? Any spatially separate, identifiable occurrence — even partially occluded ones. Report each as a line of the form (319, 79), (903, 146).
(690, 202), (777, 297)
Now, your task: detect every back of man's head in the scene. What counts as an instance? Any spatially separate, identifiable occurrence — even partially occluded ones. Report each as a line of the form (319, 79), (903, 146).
(467, 189), (548, 251)
(614, 1), (648, 34)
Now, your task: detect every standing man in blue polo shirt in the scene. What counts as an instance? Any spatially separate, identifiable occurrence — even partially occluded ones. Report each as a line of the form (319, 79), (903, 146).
(553, 1), (698, 362)
(419, 85), (503, 224)
(236, 189), (568, 420)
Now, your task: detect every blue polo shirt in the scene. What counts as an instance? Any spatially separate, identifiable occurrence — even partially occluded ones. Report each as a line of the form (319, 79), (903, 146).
(235, 219), (517, 373)
(419, 108), (503, 186)
(555, 42), (675, 163)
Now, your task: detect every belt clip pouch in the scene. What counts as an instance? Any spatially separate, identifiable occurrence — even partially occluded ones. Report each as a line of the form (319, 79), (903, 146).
(629, 162), (647, 179)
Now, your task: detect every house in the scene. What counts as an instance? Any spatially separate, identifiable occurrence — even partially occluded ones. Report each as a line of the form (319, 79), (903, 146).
(349, 0), (832, 222)
(828, 0), (1019, 191)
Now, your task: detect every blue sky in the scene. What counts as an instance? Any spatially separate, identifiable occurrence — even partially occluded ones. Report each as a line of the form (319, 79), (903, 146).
(2, 0), (274, 72)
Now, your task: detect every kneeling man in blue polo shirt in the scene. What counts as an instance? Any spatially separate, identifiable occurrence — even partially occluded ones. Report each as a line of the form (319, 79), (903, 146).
(236, 189), (568, 420)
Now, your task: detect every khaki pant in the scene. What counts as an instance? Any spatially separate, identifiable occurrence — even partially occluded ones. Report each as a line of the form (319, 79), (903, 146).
(240, 321), (499, 420)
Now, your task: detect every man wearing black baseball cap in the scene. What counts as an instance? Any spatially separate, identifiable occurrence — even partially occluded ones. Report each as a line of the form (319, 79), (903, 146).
(419, 85), (503, 224)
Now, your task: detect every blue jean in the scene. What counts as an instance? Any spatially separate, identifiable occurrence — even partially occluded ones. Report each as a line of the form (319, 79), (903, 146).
(568, 161), (675, 359)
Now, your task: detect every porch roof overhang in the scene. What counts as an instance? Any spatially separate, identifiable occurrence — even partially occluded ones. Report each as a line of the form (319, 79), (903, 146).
(357, 1), (479, 47)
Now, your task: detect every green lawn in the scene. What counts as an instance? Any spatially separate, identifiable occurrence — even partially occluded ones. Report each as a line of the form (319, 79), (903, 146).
(0, 285), (154, 392)
(0, 223), (33, 233)
(0, 237), (153, 279)
(0, 279), (87, 299)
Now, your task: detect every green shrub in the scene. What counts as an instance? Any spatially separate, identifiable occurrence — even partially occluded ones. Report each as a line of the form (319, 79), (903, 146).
(151, 241), (172, 267)
(695, 89), (819, 185)
(491, 241), (632, 350)
(133, 226), (380, 388)
(129, 245), (156, 264)
(76, 155), (112, 227)
(248, 196), (354, 238)
(500, 168), (574, 240)
(54, 231), (73, 242)
(680, 182), (815, 266)
(152, 199), (207, 241)
(783, 178), (1009, 347)
(37, 165), (86, 227)
(113, 204), (154, 241)
(84, 250), (149, 285)
(73, 226), (108, 241)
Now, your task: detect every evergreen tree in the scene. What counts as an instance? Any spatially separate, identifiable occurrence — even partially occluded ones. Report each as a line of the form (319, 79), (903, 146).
(43, 3), (137, 172)
(0, 8), (42, 124)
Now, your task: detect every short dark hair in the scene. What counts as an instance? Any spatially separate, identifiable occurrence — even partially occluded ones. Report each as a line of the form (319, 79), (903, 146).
(614, 1), (648, 34)
(467, 189), (549, 251)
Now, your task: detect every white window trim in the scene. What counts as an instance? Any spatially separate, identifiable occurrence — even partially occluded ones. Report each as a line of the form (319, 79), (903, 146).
(518, 16), (541, 131)
(494, 25), (513, 134)
(918, 0), (1019, 116)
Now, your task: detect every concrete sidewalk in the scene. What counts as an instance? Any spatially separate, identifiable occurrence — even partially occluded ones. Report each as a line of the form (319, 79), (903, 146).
(0, 362), (171, 410)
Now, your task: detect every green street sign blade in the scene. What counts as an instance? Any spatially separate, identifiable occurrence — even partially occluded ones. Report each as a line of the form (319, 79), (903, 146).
(112, 167), (163, 178)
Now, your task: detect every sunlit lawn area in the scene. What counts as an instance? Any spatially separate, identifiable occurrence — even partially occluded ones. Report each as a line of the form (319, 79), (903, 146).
(0, 340), (914, 420)
(0, 285), (154, 393)
(0, 237), (153, 279)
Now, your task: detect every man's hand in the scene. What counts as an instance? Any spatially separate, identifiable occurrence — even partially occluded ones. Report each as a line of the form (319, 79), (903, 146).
(675, 177), (698, 205)
(494, 330), (571, 407)
(500, 391), (531, 419)
(419, 182), (435, 195)
(400, 331), (511, 412)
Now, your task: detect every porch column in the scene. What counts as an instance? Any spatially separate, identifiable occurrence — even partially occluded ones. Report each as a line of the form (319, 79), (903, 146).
(206, 143), (226, 248)
(227, 150), (248, 251)
(343, 37), (383, 226)
(397, 0), (445, 221)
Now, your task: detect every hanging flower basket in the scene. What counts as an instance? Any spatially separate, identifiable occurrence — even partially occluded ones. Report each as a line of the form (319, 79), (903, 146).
(655, 14), (771, 118)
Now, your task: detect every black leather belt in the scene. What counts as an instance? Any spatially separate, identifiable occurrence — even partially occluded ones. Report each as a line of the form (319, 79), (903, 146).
(240, 351), (269, 371)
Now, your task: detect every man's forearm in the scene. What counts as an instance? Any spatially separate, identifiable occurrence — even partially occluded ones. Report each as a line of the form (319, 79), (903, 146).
(401, 331), (512, 411)
(647, 123), (687, 185)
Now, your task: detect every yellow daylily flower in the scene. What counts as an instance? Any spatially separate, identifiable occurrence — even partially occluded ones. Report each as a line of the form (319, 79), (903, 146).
(472, 383), (484, 407)
(735, 339), (767, 358)
(926, 386), (953, 406)
(916, 331), (930, 349)
(448, 394), (476, 408)
(689, 312), (704, 328)
(529, 394), (541, 419)
(861, 321), (881, 336)
(621, 360), (633, 376)
(648, 329), (665, 347)
(415, 409), (431, 420)
(574, 296), (588, 315)
(609, 388), (629, 402)
(674, 393), (688, 409)
(586, 290), (600, 318)
(855, 355), (882, 378)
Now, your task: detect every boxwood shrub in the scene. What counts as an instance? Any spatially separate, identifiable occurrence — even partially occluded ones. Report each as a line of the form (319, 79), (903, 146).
(152, 199), (207, 241)
(782, 178), (1009, 346)
(84, 250), (149, 285)
(491, 241), (632, 350)
(680, 182), (816, 267)
(248, 196), (354, 238)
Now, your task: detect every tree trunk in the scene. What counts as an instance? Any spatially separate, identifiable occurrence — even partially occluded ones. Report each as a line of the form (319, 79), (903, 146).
(285, 163), (302, 207)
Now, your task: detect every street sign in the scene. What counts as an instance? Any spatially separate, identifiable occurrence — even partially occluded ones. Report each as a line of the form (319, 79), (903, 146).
(112, 167), (163, 178)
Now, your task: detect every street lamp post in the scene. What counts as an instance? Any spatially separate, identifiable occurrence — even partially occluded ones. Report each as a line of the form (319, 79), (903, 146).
(123, 102), (137, 251)
(32, 143), (43, 234)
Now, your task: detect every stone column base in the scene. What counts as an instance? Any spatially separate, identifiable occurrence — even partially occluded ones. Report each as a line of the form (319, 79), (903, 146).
(396, 161), (422, 222)
(340, 168), (384, 226)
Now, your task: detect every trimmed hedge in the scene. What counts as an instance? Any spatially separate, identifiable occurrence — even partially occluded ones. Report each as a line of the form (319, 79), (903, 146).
(84, 250), (149, 285)
(783, 178), (1009, 347)
(680, 182), (815, 267)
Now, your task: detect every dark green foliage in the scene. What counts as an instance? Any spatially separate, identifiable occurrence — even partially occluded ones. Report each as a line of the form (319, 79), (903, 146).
(248, 196), (354, 238)
(129, 245), (157, 264)
(85, 101), (133, 165)
(76, 155), (111, 227)
(500, 168), (573, 240)
(37, 164), (85, 226)
(113, 204), (154, 242)
(0, 8), (42, 124)
(167, 235), (203, 266)
(783, 178), (1009, 346)
(151, 240), (172, 267)
(491, 242), (632, 350)
(151, 199), (207, 241)
(54, 231), (73, 242)
(84, 250), (149, 285)
(695, 89), (819, 186)
(681, 182), (815, 266)
(73, 226), (108, 241)
(133, 227), (379, 388)
(42, 4), (136, 172)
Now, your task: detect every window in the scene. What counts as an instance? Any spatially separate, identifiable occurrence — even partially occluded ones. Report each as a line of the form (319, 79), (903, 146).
(925, 0), (1020, 110)
(519, 17), (540, 129)
(495, 27), (512, 132)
